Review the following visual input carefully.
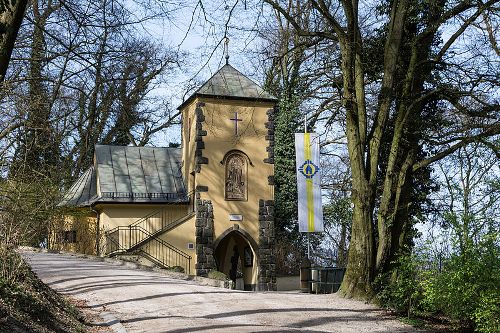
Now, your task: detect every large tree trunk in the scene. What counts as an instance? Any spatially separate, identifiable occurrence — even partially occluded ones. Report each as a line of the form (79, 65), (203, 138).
(340, 193), (375, 298)
(339, 0), (408, 299)
(0, 0), (29, 82)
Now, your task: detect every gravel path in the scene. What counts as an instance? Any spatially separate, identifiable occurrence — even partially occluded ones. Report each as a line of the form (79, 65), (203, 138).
(23, 251), (422, 333)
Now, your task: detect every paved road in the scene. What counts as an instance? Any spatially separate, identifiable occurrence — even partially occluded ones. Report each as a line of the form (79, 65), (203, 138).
(23, 251), (420, 333)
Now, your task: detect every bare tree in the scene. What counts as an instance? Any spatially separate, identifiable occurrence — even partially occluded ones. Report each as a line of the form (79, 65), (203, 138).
(263, 0), (500, 298)
(0, 0), (28, 81)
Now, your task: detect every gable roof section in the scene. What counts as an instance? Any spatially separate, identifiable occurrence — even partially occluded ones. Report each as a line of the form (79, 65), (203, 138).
(178, 64), (277, 110)
(59, 145), (188, 207)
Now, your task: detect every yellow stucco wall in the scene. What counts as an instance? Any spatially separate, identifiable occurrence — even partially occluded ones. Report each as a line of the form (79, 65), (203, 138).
(183, 97), (275, 246)
(97, 204), (190, 231)
(95, 204), (195, 272)
(50, 211), (98, 255)
(182, 100), (198, 196)
(157, 213), (196, 274)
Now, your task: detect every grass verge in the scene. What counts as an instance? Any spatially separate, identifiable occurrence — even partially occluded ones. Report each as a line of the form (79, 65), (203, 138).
(0, 246), (97, 332)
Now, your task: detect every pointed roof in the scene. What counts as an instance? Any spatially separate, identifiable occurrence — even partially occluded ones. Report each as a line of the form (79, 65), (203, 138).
(178, 64), (277, 110)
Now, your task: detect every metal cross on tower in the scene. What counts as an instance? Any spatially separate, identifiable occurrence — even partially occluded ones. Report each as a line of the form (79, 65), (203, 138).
(224, 37), (229, 65)
(230, 112), (242, 136)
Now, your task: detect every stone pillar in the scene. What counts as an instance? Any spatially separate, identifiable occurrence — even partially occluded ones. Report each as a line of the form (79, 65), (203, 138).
(195, 102), (208, 173)
(263, 107), (275, 165)
(195, 198), (215, 276)
(258, 199), (276, 291)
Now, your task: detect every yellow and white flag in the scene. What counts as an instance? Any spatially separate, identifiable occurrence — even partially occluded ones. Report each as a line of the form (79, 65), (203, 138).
(295, 133), (324, 232)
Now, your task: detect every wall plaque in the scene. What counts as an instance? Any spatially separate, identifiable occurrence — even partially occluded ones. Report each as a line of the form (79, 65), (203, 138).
(229, 214), (243, 221)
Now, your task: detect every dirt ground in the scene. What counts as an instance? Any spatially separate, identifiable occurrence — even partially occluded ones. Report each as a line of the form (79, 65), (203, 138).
(22, 251), (425, 333)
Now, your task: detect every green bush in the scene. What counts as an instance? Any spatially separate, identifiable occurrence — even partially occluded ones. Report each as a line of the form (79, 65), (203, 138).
(375, 233), (499, 333)
(421, 236), (499, 332)
(0, 246), (29, 285)
(474, 292), (500, 333)
(376, 254), (423, 317)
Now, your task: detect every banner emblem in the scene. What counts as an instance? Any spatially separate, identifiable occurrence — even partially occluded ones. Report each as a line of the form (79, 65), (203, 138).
(295, 133), (324, 233)
(299, 160), (320, 179)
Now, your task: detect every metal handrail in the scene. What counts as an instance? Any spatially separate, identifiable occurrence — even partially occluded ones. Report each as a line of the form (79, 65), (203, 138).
(105, 191), (194, 236)
(131, 190), (195, 228)
(129, 213), (196, 251)
(100, 192), (189, 200)
(105, 229), (126, 255)
(105, 225), (192, 274)
(104, 191), (195, 273)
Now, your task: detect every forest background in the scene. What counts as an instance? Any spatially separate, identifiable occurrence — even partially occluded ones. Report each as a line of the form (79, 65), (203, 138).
(0, 1), (498, 332)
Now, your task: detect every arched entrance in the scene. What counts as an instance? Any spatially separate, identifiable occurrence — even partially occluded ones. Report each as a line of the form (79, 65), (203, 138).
(214, 228), (258, 291)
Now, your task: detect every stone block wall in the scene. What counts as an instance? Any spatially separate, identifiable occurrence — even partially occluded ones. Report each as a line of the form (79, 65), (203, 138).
(258, 199), (276, 291)
(195, 198), (215, 276)
(263, 107), (276, 165)
(195, 102), (208, 173)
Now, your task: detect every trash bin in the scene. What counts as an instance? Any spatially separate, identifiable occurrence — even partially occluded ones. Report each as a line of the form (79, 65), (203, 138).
(300, 258), (311, 293)
(323, 267), (345, 293)
(310, 267), (320, 293)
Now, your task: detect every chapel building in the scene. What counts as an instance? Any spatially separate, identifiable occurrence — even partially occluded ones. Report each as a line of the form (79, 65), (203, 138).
(58, 64), (277, 291)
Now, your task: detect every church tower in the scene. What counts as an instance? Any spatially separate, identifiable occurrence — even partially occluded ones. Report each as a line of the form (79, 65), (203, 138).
(178, 64), (277, 291)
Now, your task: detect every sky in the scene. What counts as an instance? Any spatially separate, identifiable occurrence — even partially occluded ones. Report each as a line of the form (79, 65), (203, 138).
(128, 0), (269, 145)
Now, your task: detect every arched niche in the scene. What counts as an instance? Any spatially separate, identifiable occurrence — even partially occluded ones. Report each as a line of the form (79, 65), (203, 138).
(222, 150), (251, 201)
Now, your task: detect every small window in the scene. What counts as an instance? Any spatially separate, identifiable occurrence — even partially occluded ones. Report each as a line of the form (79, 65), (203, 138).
(187, 243), (194, 250)
(62, 230), (77, 243)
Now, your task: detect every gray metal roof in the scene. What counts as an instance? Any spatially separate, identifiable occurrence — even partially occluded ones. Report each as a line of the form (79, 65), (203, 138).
(58, 167), (98, 207)
(178, 64), (277, 109)
(59, 145), (188, 207)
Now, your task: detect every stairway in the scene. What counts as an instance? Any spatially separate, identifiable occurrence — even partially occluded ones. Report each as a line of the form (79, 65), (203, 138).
(105, 205), (195, 274)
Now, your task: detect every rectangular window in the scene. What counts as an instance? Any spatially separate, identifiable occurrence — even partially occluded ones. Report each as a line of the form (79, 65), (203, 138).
(62, 230), (77, 243)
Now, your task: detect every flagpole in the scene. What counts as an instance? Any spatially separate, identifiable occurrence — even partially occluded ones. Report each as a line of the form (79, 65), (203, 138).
(304, 114), (310, 260)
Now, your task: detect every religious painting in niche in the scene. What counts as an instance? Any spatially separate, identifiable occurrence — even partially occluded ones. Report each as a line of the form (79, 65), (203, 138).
(225, 152), (247, 201)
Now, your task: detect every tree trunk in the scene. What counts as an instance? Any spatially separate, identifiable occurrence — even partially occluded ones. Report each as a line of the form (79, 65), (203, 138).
(337, 218), (348, 267)
(340, 192), (375, 298)
(0, 0), (29, 82)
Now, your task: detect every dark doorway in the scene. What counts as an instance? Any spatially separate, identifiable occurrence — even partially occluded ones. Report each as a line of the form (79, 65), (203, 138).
(214, 230), (257, 291)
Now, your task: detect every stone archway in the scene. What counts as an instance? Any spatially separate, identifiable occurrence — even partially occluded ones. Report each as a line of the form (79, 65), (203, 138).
(214, 228), (258, 291)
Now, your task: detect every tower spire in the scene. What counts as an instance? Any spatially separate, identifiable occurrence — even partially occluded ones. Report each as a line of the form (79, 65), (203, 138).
(224, 37), (229, 65)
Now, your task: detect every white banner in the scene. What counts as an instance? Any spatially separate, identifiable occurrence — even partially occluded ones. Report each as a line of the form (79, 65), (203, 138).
(295, 133), (324, 232)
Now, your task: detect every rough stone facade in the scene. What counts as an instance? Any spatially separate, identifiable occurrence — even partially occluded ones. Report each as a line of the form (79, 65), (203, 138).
(195, 198), (215, 276)
(195, 102), (208, 173)
(263, 107), (275, 165)
(258, 199), (276, 291)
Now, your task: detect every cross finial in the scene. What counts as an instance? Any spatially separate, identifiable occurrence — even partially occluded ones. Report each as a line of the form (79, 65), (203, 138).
(224, 37), (229, 65)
